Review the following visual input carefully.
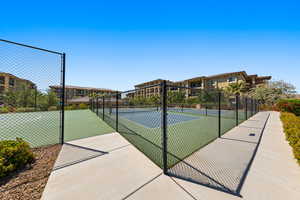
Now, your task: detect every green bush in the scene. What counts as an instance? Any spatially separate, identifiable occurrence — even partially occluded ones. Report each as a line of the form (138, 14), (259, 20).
(0, 138), (35, 178)
(78, 103), (88, 109)
(65, 104), (77, 110)
(259, 104), (277, 111)
(0, 106), (9, 113)
(15, 107), (26, 112)
(280, 112), (300, 165)
(48, 106), (58, 111)
(277, 99), (300, 116)
(15, 107), (36, 113)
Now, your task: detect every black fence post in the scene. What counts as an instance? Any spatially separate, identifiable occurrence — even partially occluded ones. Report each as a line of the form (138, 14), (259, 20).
(89, 98), (91, 110)
(236, 94), (239, 126)
(60, 53), (66, 145)
(116, 92), (119, 132)
(218, 91), (221, 138)
(245, 98), (248, 120)
(205, 106), (208, 116)
(256, 100), (258, 113)
(102, 96), (105, 120)
(91, 98), (94, 112)
(34, 86), (37, 111)
(251, 99), (254, 116)
(96, 97), (99, 116)
(161, 80), (168, 174)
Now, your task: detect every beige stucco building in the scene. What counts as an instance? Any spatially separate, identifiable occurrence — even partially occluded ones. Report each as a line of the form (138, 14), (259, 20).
(132, 71), (271, 98)
(49, 85), (118, 101)
(0, 72), (36, 104)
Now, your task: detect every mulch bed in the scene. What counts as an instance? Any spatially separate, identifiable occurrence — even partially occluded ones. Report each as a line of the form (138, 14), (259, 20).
(0, 144), (61, 200)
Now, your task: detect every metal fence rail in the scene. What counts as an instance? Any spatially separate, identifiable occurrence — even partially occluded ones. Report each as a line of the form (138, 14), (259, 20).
(0, 39), (65, 147)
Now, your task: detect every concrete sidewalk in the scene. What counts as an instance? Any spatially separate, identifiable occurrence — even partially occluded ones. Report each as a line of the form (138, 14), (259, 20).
(168, 112), (300, 200)
(42, 112), (300, 200)
(168, 112), (270, 195)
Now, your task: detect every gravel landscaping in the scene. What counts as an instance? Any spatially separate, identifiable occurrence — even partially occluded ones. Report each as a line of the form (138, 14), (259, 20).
(0, 144), (61, 200)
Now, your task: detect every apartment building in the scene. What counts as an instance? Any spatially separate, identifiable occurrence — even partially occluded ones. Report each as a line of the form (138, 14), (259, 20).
(132, 71), (271, 98)
(0, 72), (36, 104)
(133, 79), (173, 98)
(49, 85), (118, 101)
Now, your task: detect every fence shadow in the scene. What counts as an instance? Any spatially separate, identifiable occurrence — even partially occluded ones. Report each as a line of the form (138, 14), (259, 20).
(53, 143), (108, 171)
(167, 113), (270, 197)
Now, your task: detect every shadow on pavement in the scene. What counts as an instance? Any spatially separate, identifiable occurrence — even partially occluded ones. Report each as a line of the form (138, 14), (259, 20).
(167, 113), (270, 197)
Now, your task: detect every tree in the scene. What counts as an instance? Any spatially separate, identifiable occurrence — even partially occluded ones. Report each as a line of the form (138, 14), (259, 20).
(3, 83), (36, 107)
(167, 91), (185, 104)
(224, 81), (246, 96)
(47, 90), (58, 107)
(198, 89), (219, 103)
(149, 95), (160, 106)
(36, 90), (58, 110)
(248, 80), (296, 105)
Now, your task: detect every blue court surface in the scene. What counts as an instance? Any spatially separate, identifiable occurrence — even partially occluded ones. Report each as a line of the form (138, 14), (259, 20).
(118, 111), (199, 128)
(169, 107), (235, 117)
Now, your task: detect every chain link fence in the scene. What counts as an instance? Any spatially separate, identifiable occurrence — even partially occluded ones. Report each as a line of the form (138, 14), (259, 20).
(0, 39), (65, 148)
(89, 81), (259, 174)
(90, 85), (164, 167)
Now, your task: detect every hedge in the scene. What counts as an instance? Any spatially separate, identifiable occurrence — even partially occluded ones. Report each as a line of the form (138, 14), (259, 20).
(277, 99), (300, 116)
(0, 138), (35, 178)
(280, 112), (300, 165)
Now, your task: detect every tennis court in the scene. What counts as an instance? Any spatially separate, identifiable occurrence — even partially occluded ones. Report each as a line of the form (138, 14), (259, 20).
(118, 111), (199, 128)
(101, 107), (247, 168)
(0, 110), (114, 147)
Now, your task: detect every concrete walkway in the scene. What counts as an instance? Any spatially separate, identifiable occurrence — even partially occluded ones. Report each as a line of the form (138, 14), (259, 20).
(168, 112), (270, 195)
(42, 112), (300, 200)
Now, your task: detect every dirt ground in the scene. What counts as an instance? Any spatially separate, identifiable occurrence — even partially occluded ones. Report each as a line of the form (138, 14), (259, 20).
(0, 144), (61, 200)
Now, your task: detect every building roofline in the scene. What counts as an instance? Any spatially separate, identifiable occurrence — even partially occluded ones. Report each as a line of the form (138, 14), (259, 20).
(0, 72), (35, 85)
(256, 76), (272, 80)
(134, 79), (171, 87)
(133, 71), (271, 88)
(203, 71), (248, 80)
(49, 85), (118, 92)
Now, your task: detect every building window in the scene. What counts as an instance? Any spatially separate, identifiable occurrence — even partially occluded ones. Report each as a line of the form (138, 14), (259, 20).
(228, 77), (236, 82)
(9, 78), (15, 87)
(76, 89), (84, 95)
(191, 82), (202, 88)
(0, 77), (4, 85)
(207, 80), (215, 87)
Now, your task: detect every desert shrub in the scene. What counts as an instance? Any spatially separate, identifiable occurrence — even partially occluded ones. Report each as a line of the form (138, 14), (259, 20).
(48, 106), (58, 111)
(65, 104), (77, 110)
(0, 138), (35, 178)
(277, 99), (300, 116)
(25, 107), (35, 112)
(78, 103), (88, 109)
(0, 106), (9, 113)
(259, 104), (277, 111)
(280, 112), (300, 164)
(15, 107), (35, 113)
(15, 107), (26, 112)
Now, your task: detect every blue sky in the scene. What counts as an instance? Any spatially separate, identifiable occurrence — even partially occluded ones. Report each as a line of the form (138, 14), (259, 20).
(1, 0), (300, 92)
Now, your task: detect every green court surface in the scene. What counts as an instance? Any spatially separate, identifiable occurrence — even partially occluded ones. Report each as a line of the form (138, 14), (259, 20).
(109, 110), (246, 169)
(0, 110), (114, 148)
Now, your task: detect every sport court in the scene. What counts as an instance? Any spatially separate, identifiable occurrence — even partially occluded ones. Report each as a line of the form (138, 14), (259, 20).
(41, 112), (271, 200)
